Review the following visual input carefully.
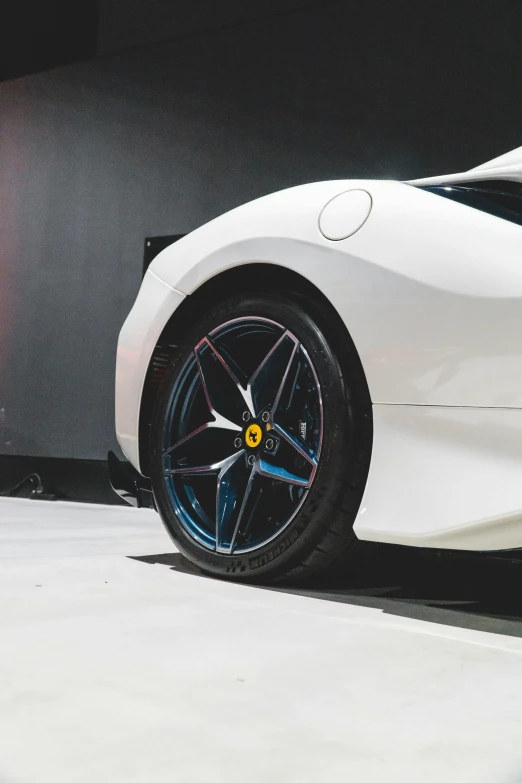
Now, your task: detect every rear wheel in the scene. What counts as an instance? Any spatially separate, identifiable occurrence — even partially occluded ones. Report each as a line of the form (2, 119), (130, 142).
(149, 291), (372, 582)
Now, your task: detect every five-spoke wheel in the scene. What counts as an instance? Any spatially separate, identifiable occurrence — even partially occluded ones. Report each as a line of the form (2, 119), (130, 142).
(150, 292), (371, 582)
(160, 317), (323, 555)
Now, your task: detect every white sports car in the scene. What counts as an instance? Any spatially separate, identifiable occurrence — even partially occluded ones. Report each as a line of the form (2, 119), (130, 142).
(111, 146), (522, 581)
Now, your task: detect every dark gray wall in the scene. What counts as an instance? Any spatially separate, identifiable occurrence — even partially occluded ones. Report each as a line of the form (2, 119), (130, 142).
(1, 0), (521, 459)
(96, 0), (326, 55)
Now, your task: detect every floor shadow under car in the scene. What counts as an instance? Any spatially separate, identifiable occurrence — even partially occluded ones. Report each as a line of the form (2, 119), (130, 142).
(130, 544), (522, 639)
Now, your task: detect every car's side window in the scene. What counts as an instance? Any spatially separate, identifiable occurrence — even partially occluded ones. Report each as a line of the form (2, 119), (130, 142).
(419, 180), (522, 227)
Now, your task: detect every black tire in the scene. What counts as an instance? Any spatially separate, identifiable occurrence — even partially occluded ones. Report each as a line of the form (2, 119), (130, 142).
(149, 289), (372, 583)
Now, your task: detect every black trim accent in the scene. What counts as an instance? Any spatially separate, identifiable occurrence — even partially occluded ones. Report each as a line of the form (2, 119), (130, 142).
(143, 235), (186, 278)
(420, 180), (522, 227)
(108, 451), (155, 509)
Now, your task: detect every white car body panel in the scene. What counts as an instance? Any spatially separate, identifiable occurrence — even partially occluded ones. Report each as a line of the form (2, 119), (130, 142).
(357, 405), (522, 550)
(115, 147), (522, 552)
(408, 144), (522, 186)
(149, 179), (522, 411)
(116, 271), (185, 465)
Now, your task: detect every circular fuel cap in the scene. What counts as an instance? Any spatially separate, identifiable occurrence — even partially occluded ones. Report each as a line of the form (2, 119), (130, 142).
(318, 189), (372, 241)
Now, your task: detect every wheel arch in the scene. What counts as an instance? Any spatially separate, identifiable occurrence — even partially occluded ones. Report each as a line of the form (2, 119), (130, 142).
(138, 261), (372, 476)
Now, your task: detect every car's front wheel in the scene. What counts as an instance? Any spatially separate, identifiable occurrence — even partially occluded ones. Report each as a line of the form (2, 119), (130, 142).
(149, 289), (372, 582)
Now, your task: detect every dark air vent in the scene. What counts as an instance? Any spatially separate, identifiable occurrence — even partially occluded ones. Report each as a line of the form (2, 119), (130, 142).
(420, 180), (522, 227)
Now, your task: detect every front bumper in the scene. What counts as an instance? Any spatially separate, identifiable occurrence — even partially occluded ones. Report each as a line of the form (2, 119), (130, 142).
(115, 270), (185, 473)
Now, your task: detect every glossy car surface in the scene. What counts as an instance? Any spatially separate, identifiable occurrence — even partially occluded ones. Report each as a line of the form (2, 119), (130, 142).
(115, 146), (522, 553)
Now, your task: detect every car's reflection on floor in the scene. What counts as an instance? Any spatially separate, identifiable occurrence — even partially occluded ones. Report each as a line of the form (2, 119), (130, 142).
(132, 544), (522, 638)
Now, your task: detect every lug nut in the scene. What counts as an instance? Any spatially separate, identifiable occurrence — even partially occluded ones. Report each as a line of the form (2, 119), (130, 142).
(242, 411), (251, 422)
(261, 411), (270, 423)
(247, 454), (256, 466)
(265, 438), (274, 451)
(234, 437), (242, 448)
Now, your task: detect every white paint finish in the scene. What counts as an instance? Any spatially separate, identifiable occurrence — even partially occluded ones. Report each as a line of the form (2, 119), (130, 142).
(2, 498), (522, 783)
(355, 405), (522, 550)
(115, 270), (185, 466)
(114, 149), (522, 550)
(318, 188), (372, 240)
(408, 144), (522, 185)
(148, 178), (522, 299)
(143, 179), (522, 411)
(407, 167), (522, 186)
(472, 145), (522, 172)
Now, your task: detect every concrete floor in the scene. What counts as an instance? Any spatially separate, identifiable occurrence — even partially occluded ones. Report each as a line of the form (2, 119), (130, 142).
(2, 498), (522, 783)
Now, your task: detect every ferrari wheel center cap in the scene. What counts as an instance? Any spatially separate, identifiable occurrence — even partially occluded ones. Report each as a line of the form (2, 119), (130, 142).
(245, 423), (262, 448)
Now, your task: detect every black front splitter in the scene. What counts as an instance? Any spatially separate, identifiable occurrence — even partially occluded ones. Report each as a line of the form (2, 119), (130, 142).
(108, 451), (155, 509)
